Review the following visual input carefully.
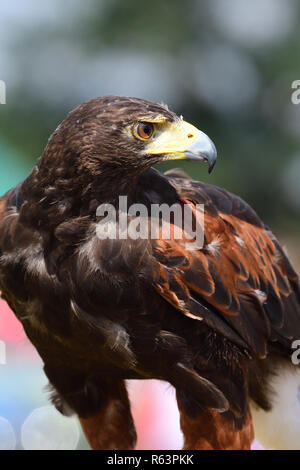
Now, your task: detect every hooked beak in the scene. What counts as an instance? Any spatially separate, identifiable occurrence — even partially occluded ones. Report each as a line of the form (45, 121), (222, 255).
(145, 119), (217, 173)
(184, 128), (217, 173)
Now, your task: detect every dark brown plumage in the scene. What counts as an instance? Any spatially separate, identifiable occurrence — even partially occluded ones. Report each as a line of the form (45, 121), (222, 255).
(1, 96), (300, 450)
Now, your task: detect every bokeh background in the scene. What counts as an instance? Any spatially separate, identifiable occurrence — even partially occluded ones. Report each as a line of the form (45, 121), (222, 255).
(0, 0), (299, 449)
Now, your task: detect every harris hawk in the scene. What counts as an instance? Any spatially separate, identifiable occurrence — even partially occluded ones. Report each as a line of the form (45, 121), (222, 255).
(0, 96), (300, 450)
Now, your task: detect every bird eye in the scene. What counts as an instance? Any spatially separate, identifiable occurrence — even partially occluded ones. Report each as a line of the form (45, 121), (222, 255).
(135, 122), (155, 140)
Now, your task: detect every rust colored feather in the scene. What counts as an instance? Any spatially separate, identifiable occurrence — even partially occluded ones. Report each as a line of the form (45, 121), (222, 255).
(177, 403), (254, 450)
(79, 381), (136, 450)
(152, 178), (300, 358)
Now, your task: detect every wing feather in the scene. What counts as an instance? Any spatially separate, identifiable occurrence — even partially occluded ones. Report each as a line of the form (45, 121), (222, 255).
(151, 175), (300, 358)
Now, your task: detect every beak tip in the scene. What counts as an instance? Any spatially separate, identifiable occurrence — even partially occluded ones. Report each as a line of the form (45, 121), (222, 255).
(207, 148), (217, 174)
(208, 164), (214, 174)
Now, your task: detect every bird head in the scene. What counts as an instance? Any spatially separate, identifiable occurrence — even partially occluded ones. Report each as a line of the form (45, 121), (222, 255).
(43, 96), (217, 179)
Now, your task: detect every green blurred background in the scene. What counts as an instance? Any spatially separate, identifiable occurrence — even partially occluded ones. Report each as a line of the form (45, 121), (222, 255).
(0, 0), (300, 254)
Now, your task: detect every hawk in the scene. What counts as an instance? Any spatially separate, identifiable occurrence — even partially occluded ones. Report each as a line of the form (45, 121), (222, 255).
(1, 96), (300, 450)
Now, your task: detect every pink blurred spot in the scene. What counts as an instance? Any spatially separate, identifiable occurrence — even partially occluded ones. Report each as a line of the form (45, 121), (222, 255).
(128, 380), (183, 450)
(251, 439), (264, 450)
(0, 299), (25, 343)
(0, 298), (40, 360)
(129, 379), (265, 450)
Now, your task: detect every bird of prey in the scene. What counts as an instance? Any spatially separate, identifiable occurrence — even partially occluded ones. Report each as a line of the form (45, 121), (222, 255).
(1, 96), (300, 450)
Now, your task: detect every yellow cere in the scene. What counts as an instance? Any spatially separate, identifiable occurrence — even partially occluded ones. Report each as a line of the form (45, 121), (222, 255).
(144, 120), (200, 160)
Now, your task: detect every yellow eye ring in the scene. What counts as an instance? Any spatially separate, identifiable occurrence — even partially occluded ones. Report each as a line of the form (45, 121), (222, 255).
(134, 122), (155, 140)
